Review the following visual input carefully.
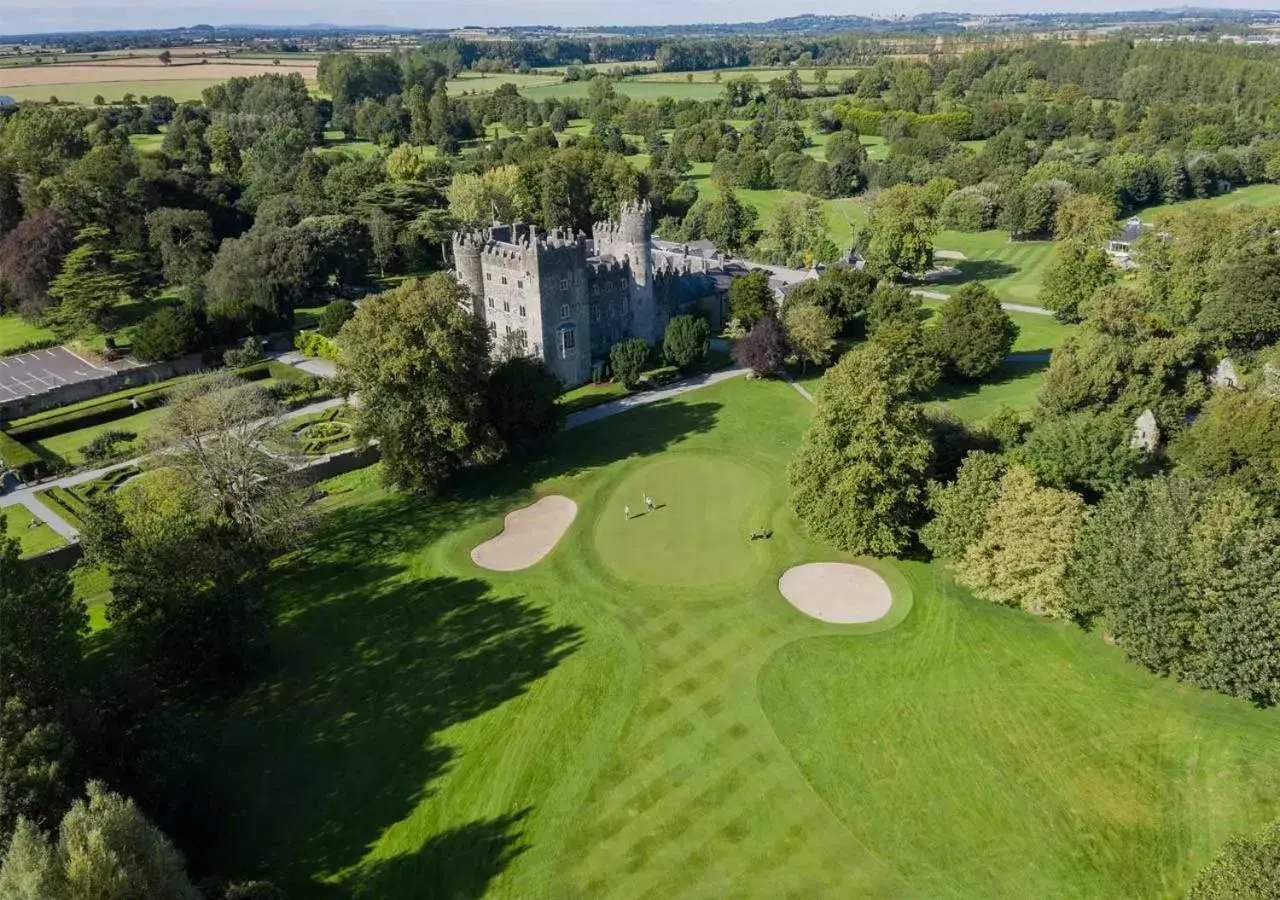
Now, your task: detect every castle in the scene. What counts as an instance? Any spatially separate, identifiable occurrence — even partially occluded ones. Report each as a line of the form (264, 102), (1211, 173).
(452, 201), (733, 387)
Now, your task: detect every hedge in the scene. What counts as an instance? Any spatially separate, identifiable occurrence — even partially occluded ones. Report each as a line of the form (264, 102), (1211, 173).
(9, 391), (170, 442)
(0, 431), (43, 480)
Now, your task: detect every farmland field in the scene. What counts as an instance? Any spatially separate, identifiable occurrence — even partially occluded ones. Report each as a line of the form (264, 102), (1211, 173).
(0, 60), (317, 103)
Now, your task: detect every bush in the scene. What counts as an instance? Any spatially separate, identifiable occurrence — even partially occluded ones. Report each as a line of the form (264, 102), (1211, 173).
(79, 429), (138, 464)
(317, 299), (356, 337)
(130, 306), (200, 363)
(610, 338), (651, 389)
(296, 331), (339, 360)
(1188, 817), (1280, 899)
(223, 337), (262, 369)
(662, 315), (710, 370)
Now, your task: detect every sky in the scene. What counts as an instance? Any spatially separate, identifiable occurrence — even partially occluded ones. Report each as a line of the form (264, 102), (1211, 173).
(2, 0), (1280, 37)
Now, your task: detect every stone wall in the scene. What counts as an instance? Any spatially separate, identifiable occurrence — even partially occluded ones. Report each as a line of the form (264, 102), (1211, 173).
(0, 353), (207, 422)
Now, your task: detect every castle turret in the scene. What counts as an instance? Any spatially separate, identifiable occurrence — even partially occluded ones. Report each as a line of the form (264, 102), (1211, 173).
(453, 231), (487, 317)
(594, 200), (658, 341)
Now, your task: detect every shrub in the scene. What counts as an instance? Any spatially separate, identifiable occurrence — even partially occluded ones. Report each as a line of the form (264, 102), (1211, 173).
(131, 306), (200, 363)
(662, 315), (710, 370)
(79, 429), (138, 464)
(610, 338), (651, 389)
(296, 331), (339, 360)
(223, 337), (262, 368)
(732, 315), (788, 377)
(317, 299), (356, 338)
(1188, 817), (1280, 899)
(8, 391), (167, 441)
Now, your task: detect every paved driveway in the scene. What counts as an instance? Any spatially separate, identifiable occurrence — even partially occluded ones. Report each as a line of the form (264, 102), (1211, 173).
(0, 347), (112, 403)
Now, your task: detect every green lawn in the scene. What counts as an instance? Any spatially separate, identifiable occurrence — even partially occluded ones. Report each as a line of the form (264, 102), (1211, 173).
(929, 230), (1056, 307)
(0, 314), (57, 355)
(927, 359), (1048, 423)
(1134, 182), (1280, 220)
(523, 80), (730, 103)
(162, 375), (1280, 899)
(30, 404), (167, 466)
(1, 502), (66, 557)
(447, 72), (565, 95)
(127, 132), (165, 154)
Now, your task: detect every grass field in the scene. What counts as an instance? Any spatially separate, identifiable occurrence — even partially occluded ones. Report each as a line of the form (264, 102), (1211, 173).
(0, 314), (57, 355)
(162, 375), (1280, 899)
(2, 502), (66, 557)
(29, 404), (167, 466)
(1133, 182), (1280, 219)
(523, 80), (731, 103)
(929, 230), (1056, 306)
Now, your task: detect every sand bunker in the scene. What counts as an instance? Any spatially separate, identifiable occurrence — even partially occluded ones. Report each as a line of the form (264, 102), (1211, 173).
(471, 495), (577, 572)
(778, 563), (893, 624)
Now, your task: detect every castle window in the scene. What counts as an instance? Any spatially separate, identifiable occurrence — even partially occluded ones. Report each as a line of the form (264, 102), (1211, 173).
(500, 276), (508, 285)
(488, 322), (496, 336)
(485, 272), (492, 281)
(518, 305), (526, 317)
(560, 327), (576, 358)
(503, 300), (510, 312)
(517, 280), (523, 289)
(560, 277), (569, 291)
(487, 296), (494, 308)
(560, 304), (570, 319)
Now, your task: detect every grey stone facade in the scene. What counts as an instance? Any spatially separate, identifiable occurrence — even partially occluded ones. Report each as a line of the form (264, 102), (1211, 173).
(452, 201), (730, 387)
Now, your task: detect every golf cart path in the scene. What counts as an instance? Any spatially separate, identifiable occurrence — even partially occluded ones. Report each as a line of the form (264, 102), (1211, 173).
(565, 365), (748, 429)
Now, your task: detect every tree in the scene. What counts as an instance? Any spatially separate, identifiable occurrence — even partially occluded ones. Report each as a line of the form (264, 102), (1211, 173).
(783, 302), (837, 372)
(1170, 391), (1280, 509)
(1188, 817), (1280, 900)
(204, 223), (326, 335)
(485, 356), (564, 448)
(145, 208), (214, 289)
(0, 782), (200, 900)
(130, 306), (200, 363)
(1199, 255), (1280, 350)
(81, 469), (275, 686)
(47, 226), (144, 338)
(0, 107), (89, 179)
(1039, 242), (1115, 321)
(0, 518), (85, 845)
(728, 269), (774, 324)
(757, 196), (840, 267)
(866, 283), (921, 333)
(868, 316), (941, 396)
(930, 282), (1018, 380)
(0, 163), (23, 238)
(954, 464), (1089, 618)
(662, 315), (710, 370)
(338, 275), (502, 494)
(865, 183), (936, 280)
(158, 49), (172, 66)
(699, 188), (756, 254)
(1015, 409), (1144, 500)
(732, 314), (788, 377)
(317, 298), (356, 337)
(385, 143), (428, 183)
(921, 451), (1007, 561)
(0, 210), (75, 320)
(1065, 475), (1280, 705)
(446, 165), (522, 227)
(788, 343), (933, 555)
(610, 338), (651, 389)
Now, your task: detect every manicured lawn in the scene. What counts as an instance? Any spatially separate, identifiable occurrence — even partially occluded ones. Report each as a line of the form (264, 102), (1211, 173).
(0, 313), (57, 355)
(166, 375), (1280, 899)
(929, 230), (1056, 307)
(927, 359), (1048, 423)
(30, 404), (167, 466)
(1, 502), (66, 557)
(1134, 182), (1280, 220)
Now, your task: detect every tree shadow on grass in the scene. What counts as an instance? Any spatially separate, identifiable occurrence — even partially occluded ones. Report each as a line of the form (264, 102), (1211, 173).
(468, 396), (724, 502)
(337, 810), (530, 900)
(927, 358), (1050, 405)
(929, 258), (1019, 287)
(190, 498), (582, 897)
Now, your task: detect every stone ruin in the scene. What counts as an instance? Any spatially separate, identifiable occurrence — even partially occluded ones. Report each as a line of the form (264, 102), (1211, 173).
(1207, 357), (1240, 389)
(1131, 409), (1160, 454)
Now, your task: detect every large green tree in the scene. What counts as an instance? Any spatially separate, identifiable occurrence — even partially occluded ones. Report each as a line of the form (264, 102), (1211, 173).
(920, 450), (1007, 562)
(789, 343), (933, 554)
(954, 464), (1089, 618)
(864, 183), (936, 281)
(47, 226), (143, 338)
(1188, 817), (1280, 900)
(930, 282), (1019, 380)
(338, 274), (502, 493)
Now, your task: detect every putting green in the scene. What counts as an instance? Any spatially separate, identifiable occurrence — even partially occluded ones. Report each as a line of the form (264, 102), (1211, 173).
(593, 453), (773, 588)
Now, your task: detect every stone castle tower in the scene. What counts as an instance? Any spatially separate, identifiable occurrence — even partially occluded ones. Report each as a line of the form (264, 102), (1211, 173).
(451, 200), (708, 388)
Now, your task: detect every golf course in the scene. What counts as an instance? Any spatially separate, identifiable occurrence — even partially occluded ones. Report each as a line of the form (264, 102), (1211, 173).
(188, 376), (1280, 898)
